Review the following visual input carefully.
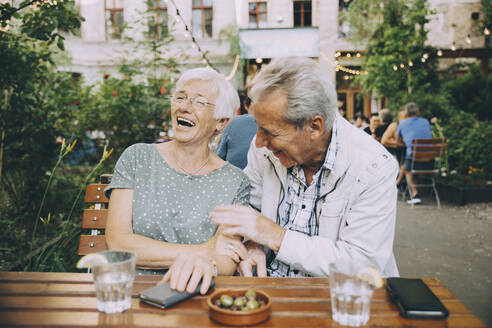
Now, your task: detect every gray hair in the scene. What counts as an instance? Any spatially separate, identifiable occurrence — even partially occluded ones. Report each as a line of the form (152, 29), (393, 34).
(249, 57), (337, 132)
(379, 108), (393, 124)
(175, 67), (239, 120)
(405, 102), (419, 117)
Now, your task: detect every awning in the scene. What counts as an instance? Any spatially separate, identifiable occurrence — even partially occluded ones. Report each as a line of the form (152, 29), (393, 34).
(239, 27), (319, 59)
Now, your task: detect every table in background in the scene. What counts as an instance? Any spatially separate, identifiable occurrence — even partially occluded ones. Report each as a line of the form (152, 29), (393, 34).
(0, 272), (485, 327)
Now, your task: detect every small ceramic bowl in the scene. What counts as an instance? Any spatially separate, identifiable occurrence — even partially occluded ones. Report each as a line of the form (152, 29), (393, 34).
(207, 289), (272, 326)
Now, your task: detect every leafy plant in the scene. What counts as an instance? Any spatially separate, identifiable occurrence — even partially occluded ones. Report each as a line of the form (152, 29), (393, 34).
(343, 0), (439, 104)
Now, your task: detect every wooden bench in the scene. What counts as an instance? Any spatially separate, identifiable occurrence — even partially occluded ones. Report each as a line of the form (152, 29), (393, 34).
(77, 175), (112, 255)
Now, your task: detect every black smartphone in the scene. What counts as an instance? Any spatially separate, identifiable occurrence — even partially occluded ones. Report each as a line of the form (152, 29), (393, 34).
(139, 280), (215, 309)
(386, 278), (449, 319)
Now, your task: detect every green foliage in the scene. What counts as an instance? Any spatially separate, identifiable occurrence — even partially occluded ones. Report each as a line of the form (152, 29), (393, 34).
(344, 0), (439, 102)
(74, 74), (173, 162)
(441, 65), (492, 121)
(481, 0), (492, 47)
(437, 110), (492, 184)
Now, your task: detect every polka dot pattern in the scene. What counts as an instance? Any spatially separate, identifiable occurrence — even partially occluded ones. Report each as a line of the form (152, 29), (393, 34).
(105, 143), (251, 246)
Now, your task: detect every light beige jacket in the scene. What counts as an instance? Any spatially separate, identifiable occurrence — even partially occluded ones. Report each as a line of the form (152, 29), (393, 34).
(244, 114), (399, 277)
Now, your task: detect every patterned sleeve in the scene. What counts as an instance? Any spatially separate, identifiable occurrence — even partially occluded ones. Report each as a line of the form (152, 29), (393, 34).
(232, 175), (251, 206)
(104, 144), (137, 198)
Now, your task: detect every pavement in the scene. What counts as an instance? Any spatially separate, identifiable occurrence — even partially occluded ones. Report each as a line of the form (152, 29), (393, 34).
(394, 198), (492, 327)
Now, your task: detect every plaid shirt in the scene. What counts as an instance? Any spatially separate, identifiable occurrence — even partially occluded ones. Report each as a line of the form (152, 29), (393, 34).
(267, 118), (339, 277)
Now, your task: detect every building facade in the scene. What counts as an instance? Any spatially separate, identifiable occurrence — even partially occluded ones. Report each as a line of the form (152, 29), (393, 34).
(63, 0), (488, 119)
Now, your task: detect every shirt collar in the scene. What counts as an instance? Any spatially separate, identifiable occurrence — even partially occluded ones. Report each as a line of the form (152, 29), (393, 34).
(322, 114), (339, 172)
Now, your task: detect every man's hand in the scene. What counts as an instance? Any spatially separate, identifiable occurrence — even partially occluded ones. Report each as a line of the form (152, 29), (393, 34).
(158, 252), (215, 295)
(210, 204), (285, 252)
(237, 241), (267, 277)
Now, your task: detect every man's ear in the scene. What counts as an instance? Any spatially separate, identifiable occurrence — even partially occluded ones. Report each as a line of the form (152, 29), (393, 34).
(309, 115), (325, 138)
(216, 118), (230, 133)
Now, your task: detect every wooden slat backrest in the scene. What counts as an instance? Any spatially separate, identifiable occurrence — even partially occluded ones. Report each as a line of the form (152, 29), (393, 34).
(409, 138), (447, 163)
(78, 235), (107, 254)
(84, 184), (109, 203)
(78, 176), (112, 256)
(81, 209), (107, 229)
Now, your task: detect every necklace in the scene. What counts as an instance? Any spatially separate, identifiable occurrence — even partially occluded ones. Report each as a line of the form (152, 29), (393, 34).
(174, 150), (210, 180)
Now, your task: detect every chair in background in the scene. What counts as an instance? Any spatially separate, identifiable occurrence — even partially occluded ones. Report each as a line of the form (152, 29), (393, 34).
(406, 138), (447, 208)
(78, 175), (112, 255)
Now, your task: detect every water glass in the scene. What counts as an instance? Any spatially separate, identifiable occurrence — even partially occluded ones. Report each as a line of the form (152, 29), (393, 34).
(329, 260), (374, 327)
(92, 250), (136, 314)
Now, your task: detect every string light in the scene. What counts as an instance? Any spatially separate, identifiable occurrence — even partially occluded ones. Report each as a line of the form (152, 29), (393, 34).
(437, 50), (442, 56)
(400, 63), (404, 68)
(409, 60), (413, 67)
(393, 65), (398, 71)
(485, 28), (490, 36)
(451, 42), (456, 51)
(168, 0), (216, 70)
(255, 58), (263, 64)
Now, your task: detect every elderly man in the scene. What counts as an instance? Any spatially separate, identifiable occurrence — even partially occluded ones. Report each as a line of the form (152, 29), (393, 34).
(211, 57), (399, 278)
(397, 102), (433, 205)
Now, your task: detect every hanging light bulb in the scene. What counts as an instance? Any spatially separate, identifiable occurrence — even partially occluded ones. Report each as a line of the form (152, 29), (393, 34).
(437, 50), (443, 56)
(356, 52), (361, 57)
(346, 53), (352, 58)
(451, 42), (456, 51)
(335, 52), (341, 57)
(400, 63), (405, 68)
(255, 58), (263, 64)
(423, 53), (429, 59)
(409, 61), (414, 67)
(421, 57), (426, 63)
(393, 65), (398, 71)
(485, 27), (490, 36)
(466, 34), (472, 44)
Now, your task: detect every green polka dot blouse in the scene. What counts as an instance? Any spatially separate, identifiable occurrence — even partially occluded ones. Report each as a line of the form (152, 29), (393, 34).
(104, 143), (251, 273)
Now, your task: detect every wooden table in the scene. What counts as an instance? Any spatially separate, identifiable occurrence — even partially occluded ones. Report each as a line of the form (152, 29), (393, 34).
(0, 272), (485, 327)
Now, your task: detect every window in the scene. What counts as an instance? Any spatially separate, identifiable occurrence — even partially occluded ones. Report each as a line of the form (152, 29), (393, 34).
(105, 0), (124, 39)
(248, 2), (267, 29)
(148, 0), (168, 39)
(192, 0), (213, 39)
(294, 1), (311, 27)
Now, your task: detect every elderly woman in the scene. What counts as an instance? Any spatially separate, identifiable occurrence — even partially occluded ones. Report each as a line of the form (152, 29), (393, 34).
(104, 68), (250, 294)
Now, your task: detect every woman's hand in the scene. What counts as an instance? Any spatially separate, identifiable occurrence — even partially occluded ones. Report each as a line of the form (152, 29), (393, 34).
(158, 251), (216, 295)
(237, 241), (267, 277)
(212, 231), (248, 263)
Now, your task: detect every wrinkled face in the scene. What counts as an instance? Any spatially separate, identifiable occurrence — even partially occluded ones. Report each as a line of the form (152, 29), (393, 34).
(171, 80), (219, 145)
(253, 90), (312, 168)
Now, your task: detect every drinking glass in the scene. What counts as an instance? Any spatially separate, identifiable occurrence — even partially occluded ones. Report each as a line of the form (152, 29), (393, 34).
(92, 250), (136, 314)
(329, 259), (374, 327)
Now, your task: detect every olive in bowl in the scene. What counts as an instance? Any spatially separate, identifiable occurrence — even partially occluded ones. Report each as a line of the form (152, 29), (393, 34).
(207, 289), (272, 326)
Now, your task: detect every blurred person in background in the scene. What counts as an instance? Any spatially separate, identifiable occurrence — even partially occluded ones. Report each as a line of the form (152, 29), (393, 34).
(397, 102), (432, 205)
(363, 113), (381, 138)
(215, 90), (257, 169)
(374, 109), (393, 142)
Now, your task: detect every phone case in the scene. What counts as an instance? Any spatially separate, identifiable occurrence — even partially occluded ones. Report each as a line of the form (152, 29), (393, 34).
(386, 278), (449, 319)
(139, 280), (215, 309)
